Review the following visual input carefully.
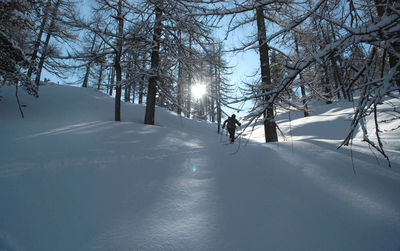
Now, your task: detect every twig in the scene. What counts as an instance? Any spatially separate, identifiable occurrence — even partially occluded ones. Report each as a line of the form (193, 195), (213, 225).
(15, 84), (24, 118)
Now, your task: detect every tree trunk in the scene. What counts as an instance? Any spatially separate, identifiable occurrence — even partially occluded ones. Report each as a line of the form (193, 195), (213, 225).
(27, 0), (51, 79)
(294, 37), (309, 117)
(115, 58), (122, 121)
(125, 85), (131, 102)
(177, 32), (183, 116)
(131, 56), (138, 103)
(131, 84), (135, 103)
(82, 35), (97, 88)
(323, 66), (333, 104)
(82, 64), (91, 88)
(139, 57), (145, 104)
(97, 62), (104, 90)
(210, 64), (215, 122)
(186, 36), (192, 119)
(300, 83), (309, 117)
(256, 4), (278, 142)
(34, 0), (61, 87)
(215, 62), (222, 133)
(114, 0), (124, 122)
(144, 4), (162, 125)
(109, 67), (115, 96)
(124, 56), (132, 102)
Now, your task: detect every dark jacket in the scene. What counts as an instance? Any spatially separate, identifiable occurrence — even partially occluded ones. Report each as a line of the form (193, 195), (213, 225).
(223, 116), (241, 130)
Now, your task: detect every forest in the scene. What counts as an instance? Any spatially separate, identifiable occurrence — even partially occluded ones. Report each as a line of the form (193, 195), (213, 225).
(1, 1), (400, 249)
(1, 0), (399, 158)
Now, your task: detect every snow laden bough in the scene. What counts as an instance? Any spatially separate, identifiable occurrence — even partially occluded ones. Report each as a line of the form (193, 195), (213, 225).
(242, 1), (400, 166)
(0, 30), (38, 117)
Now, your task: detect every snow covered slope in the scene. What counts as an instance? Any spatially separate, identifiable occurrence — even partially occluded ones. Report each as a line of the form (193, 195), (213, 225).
(1, 85), (399, 250)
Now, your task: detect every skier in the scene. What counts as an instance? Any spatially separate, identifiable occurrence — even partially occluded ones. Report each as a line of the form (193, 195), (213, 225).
(222, 114), (241, 144)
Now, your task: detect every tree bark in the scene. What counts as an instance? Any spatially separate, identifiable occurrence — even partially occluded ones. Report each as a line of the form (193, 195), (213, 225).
(185, 35), (192, 119)
(294, 37), (309, 117)
(256, 4), (278, 142)
(144, 4), (162, 125)
(27, 0), (51, 79)
(177, 32), (183, 116)
(216, 63), (222, 133)
(109, 67), (115, 96)
(125, 85), (131, 102)
(139, 57), (146, 104)
(114, 0), (124, 121)
(97, 61), (104, 90)
(124, 56), (132, 102)
(82, 35), (97, 88)
(115, 56), (122, 121)
(34, 0), (61, 87)
(210, 64), (215, 122)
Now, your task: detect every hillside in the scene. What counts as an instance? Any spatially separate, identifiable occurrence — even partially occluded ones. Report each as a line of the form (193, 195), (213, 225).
(0, 85), (399, 250)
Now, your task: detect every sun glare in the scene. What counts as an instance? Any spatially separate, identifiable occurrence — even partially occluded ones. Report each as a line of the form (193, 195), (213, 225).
(191, 83), (206, 99)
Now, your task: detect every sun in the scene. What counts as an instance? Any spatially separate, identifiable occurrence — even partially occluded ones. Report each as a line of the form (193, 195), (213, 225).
(191, 83), (206, 99)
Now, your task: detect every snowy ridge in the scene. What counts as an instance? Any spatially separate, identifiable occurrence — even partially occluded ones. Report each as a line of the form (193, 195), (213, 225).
(0, 85), (399, 250)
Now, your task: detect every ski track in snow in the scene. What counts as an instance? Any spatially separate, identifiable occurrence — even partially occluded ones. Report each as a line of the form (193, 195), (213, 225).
(1, 85), (399, 250)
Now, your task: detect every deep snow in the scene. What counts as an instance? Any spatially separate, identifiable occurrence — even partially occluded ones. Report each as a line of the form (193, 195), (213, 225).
(0, 85), (399, 250)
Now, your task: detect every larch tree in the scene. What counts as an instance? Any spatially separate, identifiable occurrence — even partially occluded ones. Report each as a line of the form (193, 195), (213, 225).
(144, 1), (162, 125)
(73, 0), (135, 121)
(142, 0), (219, 125)
(27, 0), (52, 80)
(0, 0), (38, 97)
(200, 0), (287, 142)
(255, 2), (278, 142)
(197, 0), (399, 160)
(31, 0), (77, 87)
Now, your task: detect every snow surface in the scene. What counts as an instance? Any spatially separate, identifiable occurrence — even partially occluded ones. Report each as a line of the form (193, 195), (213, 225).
(0, 85), (399, 250)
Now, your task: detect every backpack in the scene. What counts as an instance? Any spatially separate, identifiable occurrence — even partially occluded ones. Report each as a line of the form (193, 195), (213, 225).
(226, 117), (236, 129)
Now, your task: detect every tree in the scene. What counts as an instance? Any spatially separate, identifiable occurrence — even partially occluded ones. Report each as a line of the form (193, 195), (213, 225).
(375, 0), (400, 90)
(144, 2), (162, 125)
(256, 3), (278, 142)
(198, 0), (398, 160)
(27, 0), (52, 80)
(0, 0), (38, 98)
(142, 0), (218, 125)
(81, 33), (98, 88)
(72, 0), (132, 121)
(197, 0), (288, 142)
(30, 0), (77, 87)
(259, 0), (399, 161)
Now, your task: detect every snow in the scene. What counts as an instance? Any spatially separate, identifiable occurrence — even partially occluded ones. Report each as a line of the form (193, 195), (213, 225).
(0, 85), (399, 250)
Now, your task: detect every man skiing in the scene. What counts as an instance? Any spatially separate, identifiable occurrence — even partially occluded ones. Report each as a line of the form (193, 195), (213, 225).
(222, 114), (241, 144)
